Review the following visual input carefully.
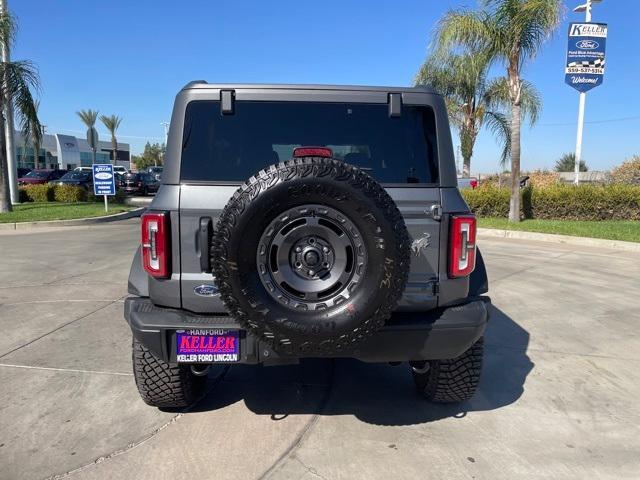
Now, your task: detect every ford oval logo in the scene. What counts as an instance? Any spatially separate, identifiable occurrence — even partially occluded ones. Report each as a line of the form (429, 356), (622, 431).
(194, 284), (218, 297)
(576, 40), (599, 50)
(94, 172), (112, 180)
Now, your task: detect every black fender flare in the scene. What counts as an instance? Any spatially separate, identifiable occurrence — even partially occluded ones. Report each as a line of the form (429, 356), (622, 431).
(468, 247), (489, 296)
(128, 246), (149, 297)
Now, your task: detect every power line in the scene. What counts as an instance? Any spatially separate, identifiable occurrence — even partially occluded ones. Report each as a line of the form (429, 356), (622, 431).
(538, 115), (640, 127)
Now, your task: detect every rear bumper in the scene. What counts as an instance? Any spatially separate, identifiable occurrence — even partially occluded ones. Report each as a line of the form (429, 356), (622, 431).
(124, 296), (490, 365)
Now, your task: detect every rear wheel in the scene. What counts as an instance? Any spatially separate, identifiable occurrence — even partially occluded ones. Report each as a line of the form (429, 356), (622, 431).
(412, 337), (483, 403)
(132, 337), (205, 408)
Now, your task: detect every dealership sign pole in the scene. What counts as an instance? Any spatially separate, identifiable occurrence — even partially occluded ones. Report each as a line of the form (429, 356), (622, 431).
(566, 0), (607, 184)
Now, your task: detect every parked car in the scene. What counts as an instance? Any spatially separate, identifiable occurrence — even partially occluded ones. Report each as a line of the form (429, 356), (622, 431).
(73, 166), (93, 173)
(126, 82), (490, 409)
(146, 166), (163, 181)
(52, 171), (94, 190)
(120, 172), (160, 196)
(18, 169), (65, 185)
(457, 176), (478, 189)
(17, 167), (32, 178)
(113, 165), (128, 176)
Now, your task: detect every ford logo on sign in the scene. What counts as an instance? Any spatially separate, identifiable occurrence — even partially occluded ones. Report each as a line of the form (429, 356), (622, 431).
(194, 284), (218, 297)
(576, 39), (599, 50)
(94, 172), (112, 180)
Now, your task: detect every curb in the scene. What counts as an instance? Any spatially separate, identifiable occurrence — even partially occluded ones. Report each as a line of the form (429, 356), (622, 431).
(0, 207), (145, 231)
(478, 227), (640, 253)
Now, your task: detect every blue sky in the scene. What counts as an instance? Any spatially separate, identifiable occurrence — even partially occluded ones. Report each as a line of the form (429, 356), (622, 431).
(11, 0), (640, 173)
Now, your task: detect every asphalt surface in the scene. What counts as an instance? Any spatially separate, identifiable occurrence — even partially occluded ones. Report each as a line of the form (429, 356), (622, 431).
(1, 221), (639, 480)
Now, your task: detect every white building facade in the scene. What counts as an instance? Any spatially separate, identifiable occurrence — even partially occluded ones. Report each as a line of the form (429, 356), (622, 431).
(16, 131), (130, 171)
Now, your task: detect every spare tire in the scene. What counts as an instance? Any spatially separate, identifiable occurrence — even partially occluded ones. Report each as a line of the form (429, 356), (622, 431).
(211, 157), (410, 355)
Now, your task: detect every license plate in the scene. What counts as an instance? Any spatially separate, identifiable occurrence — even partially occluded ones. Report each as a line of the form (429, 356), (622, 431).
(176, 329), (240, 363)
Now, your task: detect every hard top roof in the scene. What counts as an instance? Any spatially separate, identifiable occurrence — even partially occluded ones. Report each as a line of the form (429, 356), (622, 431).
(180, 81), (438, 95)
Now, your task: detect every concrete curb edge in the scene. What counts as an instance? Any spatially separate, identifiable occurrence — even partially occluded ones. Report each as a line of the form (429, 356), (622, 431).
(0, 207), (145, 231)
(478, 227), (640, 253)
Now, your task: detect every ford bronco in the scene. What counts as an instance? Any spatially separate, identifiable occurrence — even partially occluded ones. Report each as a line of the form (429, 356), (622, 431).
(125, 83), (490, 408)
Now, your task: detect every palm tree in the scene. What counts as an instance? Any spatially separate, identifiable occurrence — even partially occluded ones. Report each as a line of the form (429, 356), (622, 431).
(415, 49), (541, 177)
(434, 0), (562, 222)
(76, 109), (99, 163)
(555, 152), (587, 172)
(0, 11), (42, 213)
(22, 99), (41, 169)
(99, 114), (122, 164)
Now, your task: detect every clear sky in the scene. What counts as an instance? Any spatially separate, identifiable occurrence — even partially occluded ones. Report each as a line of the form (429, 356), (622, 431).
(10, 0), (640, 173)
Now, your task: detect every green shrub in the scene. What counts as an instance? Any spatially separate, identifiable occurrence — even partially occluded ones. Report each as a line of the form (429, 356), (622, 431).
(529, 184), (640, 221)
(462, 186), (511, 217)
(22, 184), (54, 202)
(18, 187), (30, 203)
(53, 185), (87, 203)
(87, 188), (126, 204)
(462, 184), (640, 221)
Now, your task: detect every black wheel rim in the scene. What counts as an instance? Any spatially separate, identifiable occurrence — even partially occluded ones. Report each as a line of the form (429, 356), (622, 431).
(257, 204), (367, 311)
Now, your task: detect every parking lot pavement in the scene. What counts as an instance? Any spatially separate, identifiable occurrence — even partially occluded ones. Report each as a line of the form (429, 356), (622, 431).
(1, 223), (639, 480)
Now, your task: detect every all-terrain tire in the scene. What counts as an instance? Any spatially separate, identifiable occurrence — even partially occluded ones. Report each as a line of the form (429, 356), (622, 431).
(413, 337), (484, 403)
(211, 157), (411, 356)
(132, 337), (205, 408)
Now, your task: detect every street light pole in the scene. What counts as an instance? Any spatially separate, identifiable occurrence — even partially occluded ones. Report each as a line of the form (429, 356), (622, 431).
(160, 122), (169, 167)
(572, 0), (600, 185)
(1, 0), (18, 204)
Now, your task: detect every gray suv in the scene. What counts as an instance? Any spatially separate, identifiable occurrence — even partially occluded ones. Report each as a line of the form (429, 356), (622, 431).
(126, 83), (490, 408)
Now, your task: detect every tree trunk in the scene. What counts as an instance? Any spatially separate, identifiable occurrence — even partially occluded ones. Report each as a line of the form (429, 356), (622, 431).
(0, 96), (12, 213)
(460, 125), (476, 178)
(509, 102), (521, 222)
(111, 135), (117, 164)
(462, 156), (471, 177)
(33, 141), (38, 170)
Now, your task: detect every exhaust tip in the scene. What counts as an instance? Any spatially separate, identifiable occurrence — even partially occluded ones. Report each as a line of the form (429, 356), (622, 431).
(190, 365), (211, 377)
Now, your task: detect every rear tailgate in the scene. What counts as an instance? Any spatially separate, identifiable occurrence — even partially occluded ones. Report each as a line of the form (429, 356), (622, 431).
(176, 95), (444, 314)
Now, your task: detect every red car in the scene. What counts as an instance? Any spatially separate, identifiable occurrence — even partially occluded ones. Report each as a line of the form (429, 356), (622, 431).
(18, 169), (65, 185)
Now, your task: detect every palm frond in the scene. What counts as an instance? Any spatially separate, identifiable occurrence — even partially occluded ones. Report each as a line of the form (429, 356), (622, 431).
(433, 9), (498, 57)
(484, 76), (541, 125)
(484, 110), (511, 165)
(0, 61), (43, 152)
(76, 109), (99, 128)
(518, 0), (564, 61)
(484, 77), (511, 109)
(519, 80), (542, 124)
(100, 114), (122, 135)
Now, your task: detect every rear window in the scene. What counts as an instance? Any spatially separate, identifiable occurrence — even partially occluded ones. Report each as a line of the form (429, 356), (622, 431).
(180, 101), (438, 184)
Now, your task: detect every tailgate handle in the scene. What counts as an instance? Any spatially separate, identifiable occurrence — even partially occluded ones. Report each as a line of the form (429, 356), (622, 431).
(198, 217), (213, 273)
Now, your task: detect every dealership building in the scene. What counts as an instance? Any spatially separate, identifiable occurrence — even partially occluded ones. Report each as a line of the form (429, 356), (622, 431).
(15, 131), (131, 171)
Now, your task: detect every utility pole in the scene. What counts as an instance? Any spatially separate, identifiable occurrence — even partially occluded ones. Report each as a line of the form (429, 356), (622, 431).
(1, 0), (18, 204)
(572, 0), (602, 185)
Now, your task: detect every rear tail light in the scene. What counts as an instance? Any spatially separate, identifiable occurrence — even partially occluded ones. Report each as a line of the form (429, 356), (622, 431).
(293, 147), (333, 158)
(470, 179), (478, 189)
(448, 215), (477, 278)
(141, 212), (170, 278)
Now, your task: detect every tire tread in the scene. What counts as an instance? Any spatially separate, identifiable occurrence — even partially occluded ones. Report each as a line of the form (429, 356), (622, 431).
(413, 337), (484, 403)
(132, 337), (204, 408)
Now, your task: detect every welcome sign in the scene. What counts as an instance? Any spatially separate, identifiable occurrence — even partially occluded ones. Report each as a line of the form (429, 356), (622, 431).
(565, 22), (608, 93)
